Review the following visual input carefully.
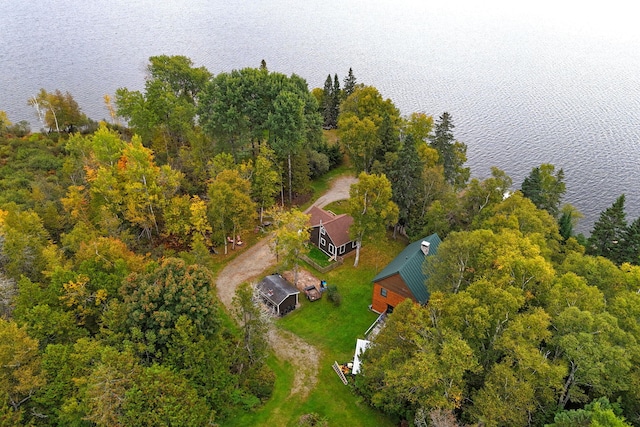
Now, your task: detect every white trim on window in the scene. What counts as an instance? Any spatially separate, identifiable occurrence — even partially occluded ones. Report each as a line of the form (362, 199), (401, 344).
(329, 243), (335, 254)
(320, 237), (326, 247)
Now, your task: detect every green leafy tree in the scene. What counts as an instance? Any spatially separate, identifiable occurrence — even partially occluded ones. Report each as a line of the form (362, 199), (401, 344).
(347, 172), (399, 267)
(460, 167), (512, 227)
(112, 136), (182, 239)
(521, 163), (566, 218)
(551, 307), (634, 409)
(404, 112), (434, 144)
(199, 67), (322, 163)
(120, 258), (219, 362)
(429, 112), (469, 189)
(233, 282), (269, 366)
(164, 316), (251, 419)
(146, 55), (211, 104)
(338, 115), (379, 173)
(549, 397), (632, 427)
(471, 309), (566, 425)
(84, 346), (140, 427)
(587, 194), (627, 263)
(120, 364), (213, 426)
(357, 300), (478, 419)
(338, 86), (401, 173)
(207, 169), (256, 253)
(270, 208), (310, 285)
(268, 90), (307, 204)
(0, 204), (57, 283)
(0, 111), (10, 135)
(116, 55), (210, 163)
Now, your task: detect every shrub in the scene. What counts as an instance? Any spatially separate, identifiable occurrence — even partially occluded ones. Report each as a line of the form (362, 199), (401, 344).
(298, 413), (329, 427)
(326, 284), (342, 307)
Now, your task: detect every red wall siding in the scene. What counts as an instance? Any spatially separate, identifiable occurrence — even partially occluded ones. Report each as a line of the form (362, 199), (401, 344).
(371, 277), (416, 313)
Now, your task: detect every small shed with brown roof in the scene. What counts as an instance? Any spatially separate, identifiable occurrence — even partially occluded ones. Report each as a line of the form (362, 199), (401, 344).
(308, 206), (357, 259)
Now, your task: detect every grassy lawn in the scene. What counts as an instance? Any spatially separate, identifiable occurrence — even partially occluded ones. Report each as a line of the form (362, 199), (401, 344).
(284, 242), (405, 426)
(223, 355), (299, 427)
(322, 199), (349, 216)
(307, 246), (332, 267)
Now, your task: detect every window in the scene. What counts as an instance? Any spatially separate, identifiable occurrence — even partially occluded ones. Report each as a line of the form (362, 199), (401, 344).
(329, 244), (335, 254)
(380, 288), (387, 297)
(320, 227), (325, 235)
(320, 237), (326, 247)
(339, 245), (346, 254)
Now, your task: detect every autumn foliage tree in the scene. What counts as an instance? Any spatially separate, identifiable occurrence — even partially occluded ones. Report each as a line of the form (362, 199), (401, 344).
(28, 89), (89, 133)
(347, 172), (399, 267)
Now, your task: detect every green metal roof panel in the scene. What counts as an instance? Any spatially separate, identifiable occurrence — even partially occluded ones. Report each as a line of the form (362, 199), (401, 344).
(372, 233), (441, 304)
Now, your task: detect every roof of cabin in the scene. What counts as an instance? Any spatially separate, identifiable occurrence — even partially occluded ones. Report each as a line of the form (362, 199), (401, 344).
(308, 206), (354, 247)
(257, 274), (299, 306)
(372, 233), (442, 304)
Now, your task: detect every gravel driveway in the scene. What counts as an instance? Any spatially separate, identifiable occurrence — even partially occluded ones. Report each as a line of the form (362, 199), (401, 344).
(214, 174), (356, 399)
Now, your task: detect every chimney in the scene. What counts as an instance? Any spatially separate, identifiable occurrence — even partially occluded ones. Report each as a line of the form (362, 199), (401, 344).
(420, 241), (430, 256)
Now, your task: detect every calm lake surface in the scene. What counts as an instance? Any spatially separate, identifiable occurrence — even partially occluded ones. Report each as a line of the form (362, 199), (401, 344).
(1, 0), (639, 233)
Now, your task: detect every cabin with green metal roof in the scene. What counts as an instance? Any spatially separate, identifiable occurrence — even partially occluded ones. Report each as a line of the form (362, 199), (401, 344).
(371, 233), (441, 313)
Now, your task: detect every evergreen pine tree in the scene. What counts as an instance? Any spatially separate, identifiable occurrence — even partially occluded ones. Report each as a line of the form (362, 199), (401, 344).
(322, 74), (333, 129)
(521, 167), (543, 208)
(587, 194), (627, 263)
(558, 210), (573, 241)
(620, 216), (640, 264)
(331, 74), (341, 128)
(521, 164), (566, 218)
(375, 110), (399, 161)
(388, 134), (423, 234)
(429, 112), (468, 189)
(343, 67), (357, 99)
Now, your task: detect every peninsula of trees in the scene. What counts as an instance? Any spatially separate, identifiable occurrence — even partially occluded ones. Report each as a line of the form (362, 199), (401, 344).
(1, 55), (639, 426)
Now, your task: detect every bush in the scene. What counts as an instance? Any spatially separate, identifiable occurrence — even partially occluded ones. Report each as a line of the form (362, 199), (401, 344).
(243, 364), (276, 402)
(298, 413), (329, 427)
(307, 150), (330, 179)
(326, 284), (342, 307)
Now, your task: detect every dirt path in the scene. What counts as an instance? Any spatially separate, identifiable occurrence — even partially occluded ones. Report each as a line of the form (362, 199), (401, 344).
(215, 174), (356, 399)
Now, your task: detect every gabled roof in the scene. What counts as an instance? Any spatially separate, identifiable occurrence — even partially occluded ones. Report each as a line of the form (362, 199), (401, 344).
(308, 206), (354, 247)
(372, 233), (442, 304)
(257, 274), (299, 306)
(322, 214), (354, 246)
(308, 206), (335, 227)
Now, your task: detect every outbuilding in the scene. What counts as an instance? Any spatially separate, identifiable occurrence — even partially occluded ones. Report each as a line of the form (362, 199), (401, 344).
(257, 274), (300, 316)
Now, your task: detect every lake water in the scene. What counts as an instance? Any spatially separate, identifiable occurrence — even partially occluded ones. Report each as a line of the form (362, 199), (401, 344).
(1, 0), (639, 233)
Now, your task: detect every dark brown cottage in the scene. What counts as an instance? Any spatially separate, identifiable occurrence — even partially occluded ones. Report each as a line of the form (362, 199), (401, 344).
(308, 206), (357, 259)
(256, 274), (300, 316)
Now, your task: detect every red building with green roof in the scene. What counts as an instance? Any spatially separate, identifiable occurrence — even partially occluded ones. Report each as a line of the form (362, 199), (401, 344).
(371, 233), (441, 314)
